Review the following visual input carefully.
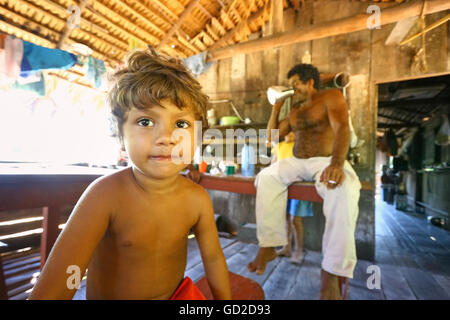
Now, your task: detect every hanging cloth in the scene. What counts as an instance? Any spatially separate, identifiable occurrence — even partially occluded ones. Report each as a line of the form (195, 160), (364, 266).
(435, 115), (450, 146)
(385, 129), (398, 156)
(0, 35), (24, 83)
(20, 41), (77, 76)
(183, 51), (214, 76)
(87, 56), (106, 88)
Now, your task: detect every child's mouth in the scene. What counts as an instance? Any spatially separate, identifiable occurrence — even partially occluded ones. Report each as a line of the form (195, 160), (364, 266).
(150, 155), (173, 161)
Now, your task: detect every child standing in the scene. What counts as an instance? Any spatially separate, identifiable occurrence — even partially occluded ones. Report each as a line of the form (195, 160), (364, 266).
(271, 132), (313, 264)
(29, 49), (231, 300)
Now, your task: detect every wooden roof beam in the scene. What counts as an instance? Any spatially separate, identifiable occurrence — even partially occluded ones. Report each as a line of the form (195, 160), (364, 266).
(0, 8), (120, 64)
(207, 0), (450, 62)
(33, 0), (109, 36)
(15, 0), (127, 60)
(148, 0), (179, 22)
(0, 20), (54, 48)
(272, 0), (284, 34)
(157, 0), (201, 50)
(88, 0), (160, 44)
(106, 0), (166, 37)
(210, 6), (266, 49)
(197, 3), (213, 19)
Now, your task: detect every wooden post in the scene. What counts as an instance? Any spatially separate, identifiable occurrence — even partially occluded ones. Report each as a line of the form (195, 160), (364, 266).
(272, 0), (284, 34)
(40, 206), (60, 270)
(207, 0), (450, 62)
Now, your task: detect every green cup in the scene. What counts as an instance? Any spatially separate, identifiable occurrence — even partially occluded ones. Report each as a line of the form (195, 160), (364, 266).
(226, 166), (235, 175)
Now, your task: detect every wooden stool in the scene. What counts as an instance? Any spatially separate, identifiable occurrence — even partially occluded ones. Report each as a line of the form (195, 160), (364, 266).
(195, 272), (265, 300)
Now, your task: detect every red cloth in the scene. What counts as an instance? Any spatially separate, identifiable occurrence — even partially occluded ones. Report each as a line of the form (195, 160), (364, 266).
(170, 277), (207, 300)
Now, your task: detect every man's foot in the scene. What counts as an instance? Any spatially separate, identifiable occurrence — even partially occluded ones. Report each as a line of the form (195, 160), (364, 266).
(319, 269), (343, 300)
(276, 246), (291, 257)
(247, 247), (278, 275)
(289, 250), (305, 265)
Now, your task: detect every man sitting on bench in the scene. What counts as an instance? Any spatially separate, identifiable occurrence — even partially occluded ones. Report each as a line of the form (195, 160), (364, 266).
(247, 64), (361, 300)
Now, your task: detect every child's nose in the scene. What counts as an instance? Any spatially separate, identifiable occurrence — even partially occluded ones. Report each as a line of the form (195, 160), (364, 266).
(154, 125), (177, 146)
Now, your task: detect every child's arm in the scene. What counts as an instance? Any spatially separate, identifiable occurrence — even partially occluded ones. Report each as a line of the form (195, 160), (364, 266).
(29, 178), (113, 299)
(193, 188), (231, 300)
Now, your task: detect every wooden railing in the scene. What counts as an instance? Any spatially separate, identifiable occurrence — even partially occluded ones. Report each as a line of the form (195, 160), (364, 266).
(0, 168), (372, 299)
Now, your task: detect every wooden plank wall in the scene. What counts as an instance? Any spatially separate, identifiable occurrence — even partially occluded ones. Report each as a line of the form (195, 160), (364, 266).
(197, 0), (450, 261)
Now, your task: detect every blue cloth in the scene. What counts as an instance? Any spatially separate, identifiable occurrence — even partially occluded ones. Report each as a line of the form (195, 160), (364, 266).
(13, 72), (45, 96)
(20, 41), (77, 77)
(287, 199), (314, 217)
(87, 56), (106, 88)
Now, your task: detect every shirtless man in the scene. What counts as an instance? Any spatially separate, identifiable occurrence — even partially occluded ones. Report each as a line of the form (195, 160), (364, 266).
(247, 64), (361, 300)
(29, 49), (231, 300)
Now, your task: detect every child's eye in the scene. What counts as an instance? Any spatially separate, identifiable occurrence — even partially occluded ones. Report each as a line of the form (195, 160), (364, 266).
(137, 118), (154, 127)
(176, 120), (190, 129)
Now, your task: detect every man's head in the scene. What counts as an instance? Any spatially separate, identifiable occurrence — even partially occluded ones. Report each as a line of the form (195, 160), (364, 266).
(287, 64), (320, 103)
(107, 49), (209, 178)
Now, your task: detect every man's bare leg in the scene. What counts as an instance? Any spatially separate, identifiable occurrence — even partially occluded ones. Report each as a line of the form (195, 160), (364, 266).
(290, 216), (305, 264)
(277, 214), (292, 257)
(248, 247), (278, 275)
(320, 269), (342, 300)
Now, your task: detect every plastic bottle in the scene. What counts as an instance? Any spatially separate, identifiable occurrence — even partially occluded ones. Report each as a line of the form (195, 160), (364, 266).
(241, 142), (255, 177)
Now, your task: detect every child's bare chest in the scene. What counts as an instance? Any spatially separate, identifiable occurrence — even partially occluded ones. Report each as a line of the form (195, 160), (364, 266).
(109, 194), (198, 251)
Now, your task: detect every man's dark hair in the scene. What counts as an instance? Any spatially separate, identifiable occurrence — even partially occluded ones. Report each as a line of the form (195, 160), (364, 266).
(287, 64), (320, 90)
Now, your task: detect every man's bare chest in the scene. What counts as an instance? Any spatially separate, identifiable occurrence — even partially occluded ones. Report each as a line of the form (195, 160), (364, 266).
(289, 102), (328, 132)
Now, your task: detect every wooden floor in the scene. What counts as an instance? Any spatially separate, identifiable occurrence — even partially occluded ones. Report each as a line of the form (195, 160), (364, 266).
(186, 195), (450, 300)
(4, 195), (449, 300)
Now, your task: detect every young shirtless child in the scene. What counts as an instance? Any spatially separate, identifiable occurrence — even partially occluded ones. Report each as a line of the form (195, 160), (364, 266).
(29, 49), (231, 300)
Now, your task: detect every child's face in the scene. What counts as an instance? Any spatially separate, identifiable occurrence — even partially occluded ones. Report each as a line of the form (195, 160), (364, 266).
(122, 98), (196, 180)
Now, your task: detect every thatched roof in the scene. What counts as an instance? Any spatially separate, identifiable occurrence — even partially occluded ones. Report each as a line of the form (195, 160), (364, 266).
(0, 0), (404, 89)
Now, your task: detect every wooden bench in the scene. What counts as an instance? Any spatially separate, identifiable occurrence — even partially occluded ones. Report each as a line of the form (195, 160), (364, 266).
(198, 174), (372, 202)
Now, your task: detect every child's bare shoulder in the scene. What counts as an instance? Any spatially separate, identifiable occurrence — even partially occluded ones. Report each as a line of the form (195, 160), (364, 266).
(83, 168), (130, 204)
(180, 176), (211, 205)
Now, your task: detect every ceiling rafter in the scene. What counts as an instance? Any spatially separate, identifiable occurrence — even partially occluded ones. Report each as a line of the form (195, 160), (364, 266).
(157, 0), (200, 50)
(105, 0), (165, 38)
(0, 0), (297, 68)
(145, 0), (178, 23)
(3, 1), (122, 63)
(13, 0), (127, 60)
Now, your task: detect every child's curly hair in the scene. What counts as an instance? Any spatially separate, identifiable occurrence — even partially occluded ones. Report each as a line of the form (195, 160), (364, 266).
(107, 48), (209, 142)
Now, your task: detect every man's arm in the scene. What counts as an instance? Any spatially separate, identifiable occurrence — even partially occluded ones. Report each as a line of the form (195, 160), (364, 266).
(28, 179), (112, 299)
(193, 188), (231, 300)
(267, 100), (291, 144)
(320, 89), (351, 189)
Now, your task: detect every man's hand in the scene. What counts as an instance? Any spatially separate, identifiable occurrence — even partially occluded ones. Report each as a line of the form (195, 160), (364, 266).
(320, 164), (345, 189)
(186, 164), (202, 184)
